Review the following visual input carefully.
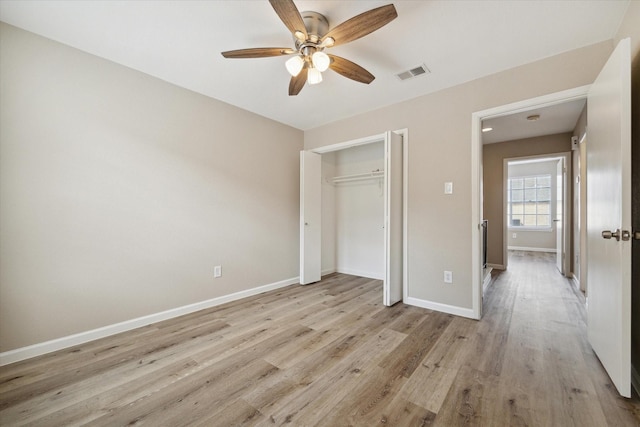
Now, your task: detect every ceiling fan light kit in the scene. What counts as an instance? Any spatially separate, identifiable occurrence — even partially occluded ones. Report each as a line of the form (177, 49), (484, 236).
(311, 51), (330, 72)
(221, 0), (397, 96)
(285, 55), (304, 76)
(307, 67), (323, 85)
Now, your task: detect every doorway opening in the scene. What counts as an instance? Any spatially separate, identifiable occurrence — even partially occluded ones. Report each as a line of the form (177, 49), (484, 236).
(470, 85), (590, 319)
(503, 154), (571, 276)
(473, 38), (634, 398)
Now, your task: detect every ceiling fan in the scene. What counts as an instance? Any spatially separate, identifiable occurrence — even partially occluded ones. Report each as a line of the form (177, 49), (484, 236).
(221, 0), (397, 96)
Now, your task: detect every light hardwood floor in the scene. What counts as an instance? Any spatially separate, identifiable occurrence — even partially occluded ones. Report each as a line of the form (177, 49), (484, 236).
(1, 251), (639, 426)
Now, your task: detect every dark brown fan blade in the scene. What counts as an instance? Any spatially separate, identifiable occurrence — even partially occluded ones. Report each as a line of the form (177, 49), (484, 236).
(269, 0), (308, 41)
(320, 4), (397, 47)
(289, 67), (308, 96)
(221, 47), (295, 58)
(328, 55), (375, 84)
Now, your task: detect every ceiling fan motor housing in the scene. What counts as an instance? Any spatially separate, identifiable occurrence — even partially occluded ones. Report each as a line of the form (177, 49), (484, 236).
(298, 11), (329, 45)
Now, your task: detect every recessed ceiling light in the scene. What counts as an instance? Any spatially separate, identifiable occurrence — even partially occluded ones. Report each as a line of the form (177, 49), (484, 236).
(482, 127), (493, 132)
(526, 114), (540, 121)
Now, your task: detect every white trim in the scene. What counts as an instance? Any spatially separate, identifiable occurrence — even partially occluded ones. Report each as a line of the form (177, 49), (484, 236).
(0, 276), (299, 366)
(632, 364), (640, 397)
(471, 110), (482, 320)
(475, 85), (591, 121)
(471, 85), (590, 322)
(400, 128), (409, 307)
(405, 297), (476, 319)
(508, 246), (557, 253)
(335, 268), (383, 281)
(502, 159), (509, 270)
(311, 132), (387, 154)
(486, 263), (505, 270)
(321, 268), (336, 276)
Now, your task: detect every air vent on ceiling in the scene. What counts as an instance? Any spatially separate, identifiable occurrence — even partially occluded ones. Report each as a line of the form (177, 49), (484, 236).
(396, 64), (430, 81)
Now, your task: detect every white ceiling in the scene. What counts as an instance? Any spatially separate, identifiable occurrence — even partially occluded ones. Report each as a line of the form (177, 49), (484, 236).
(0, 0), (630, 130)
(482, 98), (587, 144)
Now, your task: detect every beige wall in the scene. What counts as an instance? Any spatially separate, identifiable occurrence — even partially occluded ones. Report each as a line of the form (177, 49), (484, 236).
(484, 134), (571, 267)
(508, 230), (555, 251)
(0, 23), (303, 352)
(305, 42), (611, 309)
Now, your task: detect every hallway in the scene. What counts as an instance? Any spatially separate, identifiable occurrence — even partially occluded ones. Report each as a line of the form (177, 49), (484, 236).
(480, 250), (639, 424)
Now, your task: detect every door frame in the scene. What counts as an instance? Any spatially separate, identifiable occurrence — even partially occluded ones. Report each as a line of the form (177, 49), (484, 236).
(471, 85), (590, 319)
(502, 153), (571, 274)
(310, 129), (409, 303)
(555, 156), (567, 275)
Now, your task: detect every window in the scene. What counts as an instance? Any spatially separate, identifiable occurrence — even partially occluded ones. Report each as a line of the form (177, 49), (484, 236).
(507, 175), (551, 228)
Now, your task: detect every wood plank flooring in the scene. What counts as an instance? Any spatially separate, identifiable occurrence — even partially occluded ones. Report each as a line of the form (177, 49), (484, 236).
(1, 251), (639, 426)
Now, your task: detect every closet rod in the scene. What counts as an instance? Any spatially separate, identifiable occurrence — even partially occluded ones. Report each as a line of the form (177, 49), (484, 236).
(332, 170), (384, 184)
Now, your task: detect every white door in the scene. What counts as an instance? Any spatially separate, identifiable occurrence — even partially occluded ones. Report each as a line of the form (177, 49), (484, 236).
(300, 151), (322, 285)
(555, 158), (564, 274)
(586, 38), (631, 397)
(384, 131), (403, 306)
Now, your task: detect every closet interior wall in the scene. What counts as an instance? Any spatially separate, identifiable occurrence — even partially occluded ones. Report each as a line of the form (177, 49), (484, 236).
(321, 142), (385, 279)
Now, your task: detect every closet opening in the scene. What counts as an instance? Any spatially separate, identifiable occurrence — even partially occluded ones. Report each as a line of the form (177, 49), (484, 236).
(322, 142), (385, 280)
(300, 130), (406, 306)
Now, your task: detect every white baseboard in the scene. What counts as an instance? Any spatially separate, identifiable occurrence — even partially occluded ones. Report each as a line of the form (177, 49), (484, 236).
(404, 297), (477, 320)
(321, 268), (336, 276)
(486, 263), (505, 270)
(508, 246), (556, 253)
(335, 267), (383, 280)
(632, 364), (640, 397)
(0, 276), (300, 366)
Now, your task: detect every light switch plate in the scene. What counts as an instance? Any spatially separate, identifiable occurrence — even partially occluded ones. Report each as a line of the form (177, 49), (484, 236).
(444, 182), (453, 194)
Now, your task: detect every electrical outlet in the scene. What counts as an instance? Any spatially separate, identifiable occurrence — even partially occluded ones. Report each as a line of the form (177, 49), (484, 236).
(512, 233), (517, 238)
(444, 271), (453, 283)
(214, 266), (222, 278)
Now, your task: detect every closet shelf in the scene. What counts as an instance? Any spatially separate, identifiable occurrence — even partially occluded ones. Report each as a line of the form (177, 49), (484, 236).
(331, 170), (384, 184)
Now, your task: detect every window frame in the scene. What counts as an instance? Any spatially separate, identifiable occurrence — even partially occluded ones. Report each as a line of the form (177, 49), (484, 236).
(506, 174), (553, 231)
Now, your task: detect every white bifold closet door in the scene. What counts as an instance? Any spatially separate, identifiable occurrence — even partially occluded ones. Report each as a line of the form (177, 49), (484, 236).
(384, 131), (403, 306)
(300, 151), (322, 285)
(300, 131), (403, 306)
